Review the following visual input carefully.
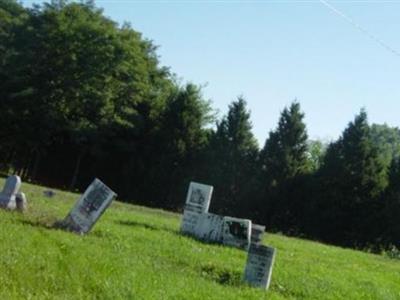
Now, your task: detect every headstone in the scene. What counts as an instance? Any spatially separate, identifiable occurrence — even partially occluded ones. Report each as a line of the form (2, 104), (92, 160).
(250, 224), (265, 245)
(243, 245), (276, 290)
(221, 216), (252, 250)
(15, 192), (27, 212)
(62, 178), (116, 234)
(0, 175), (21, 210)
(181, 182), (213, 235)
(196, 213), (224, 242)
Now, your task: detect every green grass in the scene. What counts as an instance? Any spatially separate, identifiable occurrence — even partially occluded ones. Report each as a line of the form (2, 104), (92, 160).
(0, 179), (399, 299)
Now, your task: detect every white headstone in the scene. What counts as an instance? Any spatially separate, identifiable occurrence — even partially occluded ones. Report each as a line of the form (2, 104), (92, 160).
(196, 213), (224, 242)
(181, 182), (213, 235)
(15, 192), (27, 212)
(185, 182), (213, 213)
(0, 175), (21, 210)
(63, 178), (116, 234)
(221, 216), (252, 250)
(243, 245), (276, 290)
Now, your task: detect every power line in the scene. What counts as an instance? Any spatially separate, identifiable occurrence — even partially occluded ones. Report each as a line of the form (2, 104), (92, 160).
(319, 0), (400, 58)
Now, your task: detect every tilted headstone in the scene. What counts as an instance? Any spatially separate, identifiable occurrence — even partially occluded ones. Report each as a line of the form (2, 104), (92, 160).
(62, 178), (116, 234)
(181, 182), (213, 235)
(0, 175), (21, 210)
(243, 245), (276, 290)
(221, 216), (252, 250)
(16, 192), (27, 212)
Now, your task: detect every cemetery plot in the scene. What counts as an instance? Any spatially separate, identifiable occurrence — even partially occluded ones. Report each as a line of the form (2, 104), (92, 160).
(243, 245), (276, 290)
(63, 178), (116, 234)
(180, 181), (276, 291)
(180, 182), (253, 250)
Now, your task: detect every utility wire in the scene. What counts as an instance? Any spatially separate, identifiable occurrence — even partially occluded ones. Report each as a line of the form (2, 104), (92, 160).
(319, 0), (400, 58)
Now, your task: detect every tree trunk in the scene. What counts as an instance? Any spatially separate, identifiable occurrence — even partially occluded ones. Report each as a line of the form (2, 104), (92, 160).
(70, 149), (86, 191)
(31, 150), (41, 181)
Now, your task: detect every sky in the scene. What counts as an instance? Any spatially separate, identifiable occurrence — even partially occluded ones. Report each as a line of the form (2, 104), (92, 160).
(22, 0), (400, 145)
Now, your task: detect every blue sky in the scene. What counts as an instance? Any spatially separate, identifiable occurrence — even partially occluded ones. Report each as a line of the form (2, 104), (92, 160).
(23, 0), (400, 145)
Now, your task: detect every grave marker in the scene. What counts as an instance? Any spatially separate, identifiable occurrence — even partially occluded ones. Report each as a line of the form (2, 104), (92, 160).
(181, 182), (213, 235)
(63, 178), (116, 234)
(16, 192), (27, 211)
(250, 224), (265, 245)
(243, 245), (276, 290)
(196, 213), (224, 242)
(0, 175), (21, 210)
(221, 216), (252, 250)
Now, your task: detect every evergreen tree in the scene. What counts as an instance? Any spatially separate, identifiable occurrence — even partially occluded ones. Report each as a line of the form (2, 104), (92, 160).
(259, 101), (310, 232)
(207, 97), (259, 217)
(380, 159), (400, 248)
(317, 110), (388, 246)
(260, 102), (310, 187)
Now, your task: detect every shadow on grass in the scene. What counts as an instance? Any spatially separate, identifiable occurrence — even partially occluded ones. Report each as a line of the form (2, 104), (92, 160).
(19, 218), (84, 235)
(200, 263), (243, 286)
(116, 220), (179, 235)
(20, 218), (63, 230)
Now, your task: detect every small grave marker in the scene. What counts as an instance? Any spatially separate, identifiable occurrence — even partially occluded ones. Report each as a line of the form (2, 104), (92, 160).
(250, 224), (265, 245)
(243, 245), (276, 290)
(16, 192), (27, 211)
(63, 178), (116, 234)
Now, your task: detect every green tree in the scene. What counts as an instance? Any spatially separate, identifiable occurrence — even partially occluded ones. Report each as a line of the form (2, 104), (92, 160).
(370, 124), (400, 170)
(259, 101), (310, 232)
(207, 97), (259, 217)
(317, 110), (388, 246)
(260, 101), (310, 187)
(380, 159), (400, 248)
(153, 83), (214, 208)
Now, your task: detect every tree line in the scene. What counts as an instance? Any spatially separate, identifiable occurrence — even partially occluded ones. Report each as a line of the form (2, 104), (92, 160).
(1, 0), (399, 252)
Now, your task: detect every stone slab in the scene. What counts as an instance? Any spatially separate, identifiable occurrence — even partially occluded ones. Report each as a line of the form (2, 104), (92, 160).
(243, 245), (276, 290)
(181, 182), (213, 234)
(196, 213), (224, 242)
(63, 178), (116, 234)
(221, 216), (252, 250)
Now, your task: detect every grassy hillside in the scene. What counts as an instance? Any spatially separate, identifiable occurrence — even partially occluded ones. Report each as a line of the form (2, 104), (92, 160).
(0, 179), (399, 299)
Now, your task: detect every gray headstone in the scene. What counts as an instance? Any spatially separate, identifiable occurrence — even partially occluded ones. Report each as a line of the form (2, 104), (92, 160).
(2, 175), (21, 196)
(0, 175), (21, 210)
(251, 224), (265, 245)
(16, 192), (27, 212)
(181, 182), (213, 235)
(63, 178), (116, 234)
(243, 245), (276, 290)
(221, 216), (252, 250)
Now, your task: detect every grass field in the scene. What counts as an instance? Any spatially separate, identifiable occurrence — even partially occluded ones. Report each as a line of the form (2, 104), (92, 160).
(0, 178), (399, 299)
